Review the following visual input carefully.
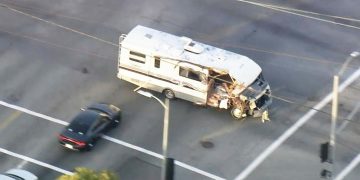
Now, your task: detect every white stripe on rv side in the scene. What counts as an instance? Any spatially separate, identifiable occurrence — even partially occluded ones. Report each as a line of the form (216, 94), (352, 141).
(0, 100), (225, 180)
(0, 147), (73, 175)
(234, 67), (360, 180)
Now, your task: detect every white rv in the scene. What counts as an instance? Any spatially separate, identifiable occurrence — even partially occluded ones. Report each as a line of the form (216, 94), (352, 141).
(118, 25), (272, 119)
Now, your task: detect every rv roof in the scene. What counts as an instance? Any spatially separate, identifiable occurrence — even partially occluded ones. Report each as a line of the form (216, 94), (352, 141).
(121, 25), (262, 87)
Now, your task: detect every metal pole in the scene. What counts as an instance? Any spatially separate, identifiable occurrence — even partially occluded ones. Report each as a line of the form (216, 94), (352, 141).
(330, 75), (339, 178)
(152, 95), (167, 109)
(324, 52), (359, 178)
(338, 52), (360, 76)
(163, 98), (170, 158)
(327, 52), (359, 178)
(137, 90), (171, 180)
(161, 98), (170, 180)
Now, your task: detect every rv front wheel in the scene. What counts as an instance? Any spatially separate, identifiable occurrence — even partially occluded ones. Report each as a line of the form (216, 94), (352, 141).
(163, 89), (175, 99)
(231, 107), (244, 120)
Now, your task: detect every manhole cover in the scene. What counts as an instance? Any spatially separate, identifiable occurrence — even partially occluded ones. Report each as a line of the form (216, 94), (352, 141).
(81, 67), (89, 74)
(200, 140), (214, 149)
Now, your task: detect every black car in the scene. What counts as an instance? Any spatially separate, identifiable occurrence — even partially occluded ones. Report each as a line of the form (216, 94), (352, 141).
(58, 103), (121, 151)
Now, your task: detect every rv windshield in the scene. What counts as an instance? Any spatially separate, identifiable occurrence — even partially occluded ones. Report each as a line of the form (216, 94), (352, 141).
(241, 73), (268, 98)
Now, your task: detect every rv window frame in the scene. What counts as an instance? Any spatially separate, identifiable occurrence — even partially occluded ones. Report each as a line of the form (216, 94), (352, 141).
(129, 51), (146, 64)
(154, 56), (161, 68)
(179, 67), (204, 82)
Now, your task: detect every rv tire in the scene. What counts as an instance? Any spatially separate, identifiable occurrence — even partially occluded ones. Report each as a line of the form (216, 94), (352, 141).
(231, 106), (244, 120)
(163, 89), (175, 99)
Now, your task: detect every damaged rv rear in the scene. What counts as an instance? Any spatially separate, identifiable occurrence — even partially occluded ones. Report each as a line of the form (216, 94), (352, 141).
(117, 25), (272, 120)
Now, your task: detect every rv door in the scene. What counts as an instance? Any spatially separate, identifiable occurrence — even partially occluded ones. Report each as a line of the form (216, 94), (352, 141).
(176, 63), (208, 104)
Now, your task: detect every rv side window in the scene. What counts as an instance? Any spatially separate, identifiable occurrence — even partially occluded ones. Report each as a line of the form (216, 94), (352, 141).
(179, 67), (188, 77)
(179, 67), (202, 82)
(188, 71), (201, 81)
(129, 51), (146, 64)
(154, 57), (160, 68)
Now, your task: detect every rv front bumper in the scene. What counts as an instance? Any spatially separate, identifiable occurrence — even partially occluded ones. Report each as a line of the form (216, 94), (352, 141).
(252, 90), (272, 118)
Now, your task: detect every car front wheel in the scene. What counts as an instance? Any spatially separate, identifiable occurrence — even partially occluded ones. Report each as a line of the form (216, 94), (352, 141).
(112, 119), (120, 128)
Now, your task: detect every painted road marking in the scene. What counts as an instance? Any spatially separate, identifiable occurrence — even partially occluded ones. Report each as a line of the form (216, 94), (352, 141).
(16, 160), (29, 169)
(235, 67), (360, 180)
(103, 136), (225, 180)
(336, 102), (360, 133)
(0, 101), (225, 180)
(0, 147), (73, 175)
(0, 101), (68, 126)
(335, 153), (360, 180)
(102, 135), (163, 159)
(0, 111), (22, 129)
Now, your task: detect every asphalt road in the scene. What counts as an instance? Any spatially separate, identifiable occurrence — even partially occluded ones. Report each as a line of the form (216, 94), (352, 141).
(0, 0), (360, 179)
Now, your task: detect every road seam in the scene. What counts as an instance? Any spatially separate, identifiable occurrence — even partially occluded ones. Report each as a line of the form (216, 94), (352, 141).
(0, 111), (21, 129)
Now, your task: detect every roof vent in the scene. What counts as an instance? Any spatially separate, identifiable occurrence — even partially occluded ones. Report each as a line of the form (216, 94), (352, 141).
(181, 37), (203, 54)
(145, 33), (152, 39)
(216, 56), (225, 61)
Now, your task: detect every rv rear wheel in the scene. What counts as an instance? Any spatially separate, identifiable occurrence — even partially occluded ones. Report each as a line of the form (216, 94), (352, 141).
(231, 106), (244, 120)
(163, 89), (175, 99)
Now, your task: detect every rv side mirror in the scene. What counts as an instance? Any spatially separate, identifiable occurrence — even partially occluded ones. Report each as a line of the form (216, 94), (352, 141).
(119, 34), (127, 44)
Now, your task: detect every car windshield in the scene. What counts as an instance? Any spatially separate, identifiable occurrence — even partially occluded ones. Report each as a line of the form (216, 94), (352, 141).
(67, 112), (98, 135)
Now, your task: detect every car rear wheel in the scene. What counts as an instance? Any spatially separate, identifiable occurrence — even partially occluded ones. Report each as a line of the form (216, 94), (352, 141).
(84, 140), (96, 151)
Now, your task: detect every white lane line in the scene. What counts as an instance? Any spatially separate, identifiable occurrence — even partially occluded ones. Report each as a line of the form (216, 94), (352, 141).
(16, 160), (29, 169)
(335, 153), (360, 180)
(0, 147), (73, 175)
(235, 67), (360, 180)
(336, 102), (360, 133)
(103, 136), (226, 180)
(0, 101), (68, 126)
(174, 160), (225, 180)
(102, 135), (163, 159)
(0, 101), (225, 180)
